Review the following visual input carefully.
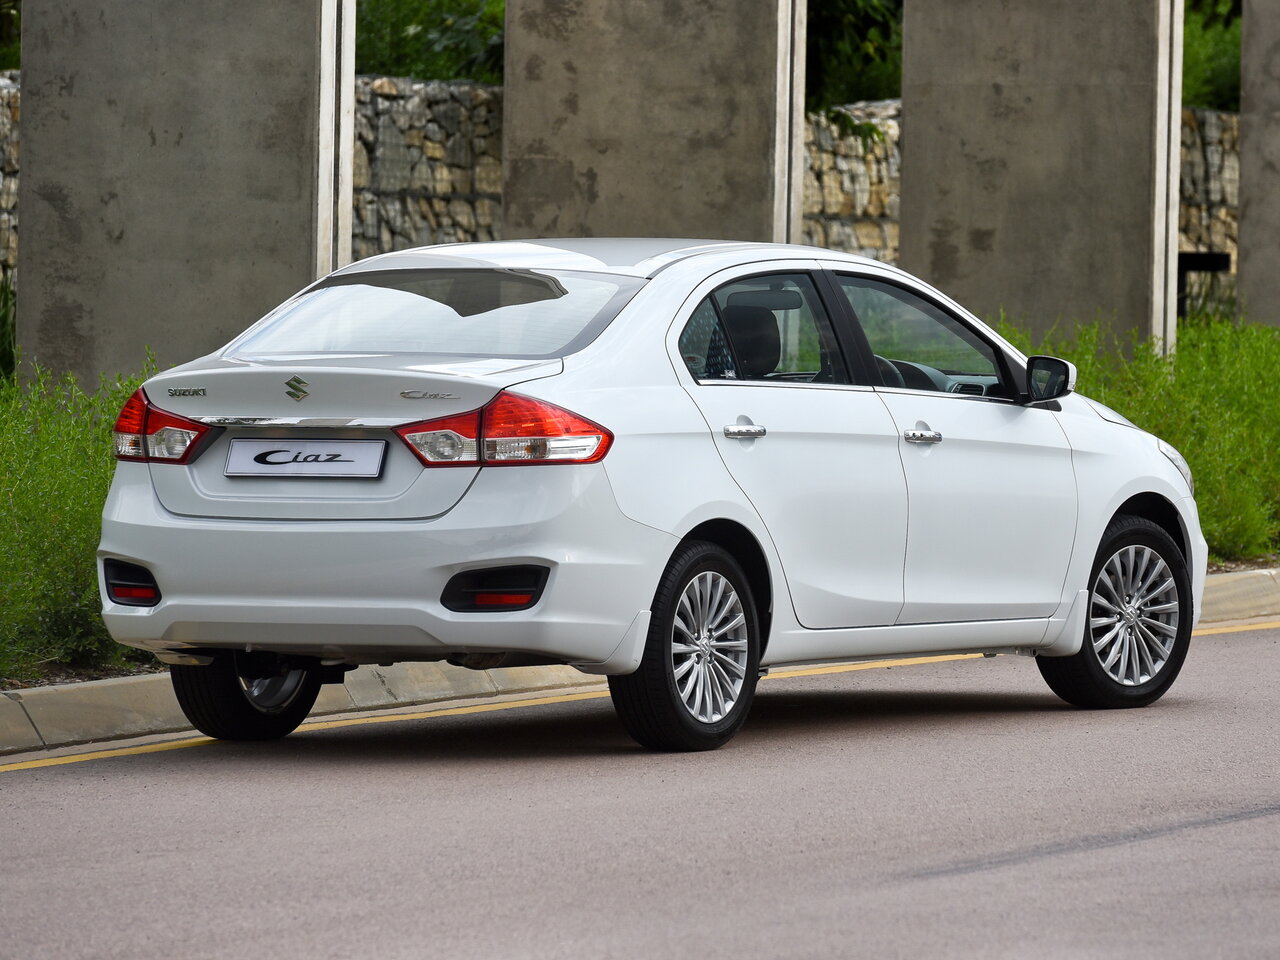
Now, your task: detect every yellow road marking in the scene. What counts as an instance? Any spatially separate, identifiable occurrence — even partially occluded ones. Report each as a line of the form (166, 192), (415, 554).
(4, 623), (1277, 775)
(0, 736), (216, 773)
(1193, 619), (1280, 637)
(767, 653), (984, 679)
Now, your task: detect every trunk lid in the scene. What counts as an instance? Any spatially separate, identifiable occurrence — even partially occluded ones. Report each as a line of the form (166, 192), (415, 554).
(143, 354), (561, 520)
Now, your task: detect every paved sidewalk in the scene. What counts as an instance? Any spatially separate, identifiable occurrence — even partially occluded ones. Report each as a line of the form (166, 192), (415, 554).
(4, 568), (1278, 756)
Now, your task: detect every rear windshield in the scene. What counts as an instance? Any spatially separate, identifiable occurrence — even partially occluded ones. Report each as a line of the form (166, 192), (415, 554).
(224, 268), (646, 359)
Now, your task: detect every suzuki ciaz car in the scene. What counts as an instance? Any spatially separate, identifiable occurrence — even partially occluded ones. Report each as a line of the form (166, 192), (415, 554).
(99, 239), (1206, 751)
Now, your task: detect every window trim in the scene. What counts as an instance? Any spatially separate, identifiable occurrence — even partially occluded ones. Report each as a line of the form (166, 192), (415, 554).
(822, 269), (1027, 403)
(676, 269), (858, 388)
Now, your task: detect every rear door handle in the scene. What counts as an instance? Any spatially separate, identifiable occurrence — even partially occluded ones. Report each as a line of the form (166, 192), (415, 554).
(904, 429), (943, 444)
(724, 424), (767, 439)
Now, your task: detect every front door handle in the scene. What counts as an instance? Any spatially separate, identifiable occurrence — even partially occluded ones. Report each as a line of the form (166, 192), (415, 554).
(724, 424), (767, 439)
(904, 429), (943, 444)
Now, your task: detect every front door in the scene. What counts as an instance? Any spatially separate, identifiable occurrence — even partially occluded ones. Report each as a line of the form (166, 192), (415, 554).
(829, 270), (1078, 624)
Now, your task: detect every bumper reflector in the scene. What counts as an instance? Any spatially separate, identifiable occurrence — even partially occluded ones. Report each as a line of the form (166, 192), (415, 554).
(442, 566), (549, 612)
(103, 559), (162, 608)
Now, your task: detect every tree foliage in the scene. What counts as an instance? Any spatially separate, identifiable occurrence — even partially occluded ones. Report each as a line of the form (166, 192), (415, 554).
(805, 0), (903, 112)
(356, 0), (503, 84)
(1184, 1), (1241, 110)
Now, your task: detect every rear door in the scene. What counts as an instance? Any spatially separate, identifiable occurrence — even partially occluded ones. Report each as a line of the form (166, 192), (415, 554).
(824, 266), (1077, 624)
(672, 265), (908, 629)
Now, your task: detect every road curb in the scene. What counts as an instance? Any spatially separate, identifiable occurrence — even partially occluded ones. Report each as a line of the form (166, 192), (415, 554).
(2, 663), (605, 756)
(3, 568), (1275, 756)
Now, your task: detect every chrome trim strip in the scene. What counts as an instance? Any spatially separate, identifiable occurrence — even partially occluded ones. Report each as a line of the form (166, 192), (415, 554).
(691, 380), (876, 393)
(194, 416), (408, 427)
(873, 386), (1017, 404)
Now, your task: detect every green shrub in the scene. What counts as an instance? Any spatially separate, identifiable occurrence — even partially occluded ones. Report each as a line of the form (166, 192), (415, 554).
(0, 363), (150, 683)
(0, 273), (14, 380)
(998, 310), (1280, 561)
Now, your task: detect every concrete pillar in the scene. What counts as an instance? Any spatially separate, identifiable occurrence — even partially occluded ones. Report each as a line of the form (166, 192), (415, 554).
(1239, 0), (1280, 325)
(900, 1), (1183, 346)
(18, 0), (354, 382)
(503, 0), (805, 243)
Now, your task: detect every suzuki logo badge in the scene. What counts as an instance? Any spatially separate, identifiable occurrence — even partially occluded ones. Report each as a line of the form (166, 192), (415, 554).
(285, 376), (309, 402)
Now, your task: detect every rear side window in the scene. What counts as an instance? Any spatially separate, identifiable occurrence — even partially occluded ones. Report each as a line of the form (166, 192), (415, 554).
(225, 269), (646, 359)
(678, 273), (850, 384)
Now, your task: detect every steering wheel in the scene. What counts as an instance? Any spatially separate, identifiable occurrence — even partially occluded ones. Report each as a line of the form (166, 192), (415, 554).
(874, 355), (906, 388)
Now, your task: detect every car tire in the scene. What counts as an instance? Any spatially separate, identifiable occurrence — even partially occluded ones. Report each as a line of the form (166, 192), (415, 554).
(1038, 515), (1192, 708)
(609, 541), (761, 751)
(171, 652), (321, 740)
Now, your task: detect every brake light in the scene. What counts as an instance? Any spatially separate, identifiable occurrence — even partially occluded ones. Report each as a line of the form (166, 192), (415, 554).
(112, 388), (213, 464)
(395, 391), (612, 467)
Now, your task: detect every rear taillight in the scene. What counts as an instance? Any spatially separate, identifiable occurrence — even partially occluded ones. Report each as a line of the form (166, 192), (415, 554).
(113, 388), (214, 464)
(394, 391), (612, 467)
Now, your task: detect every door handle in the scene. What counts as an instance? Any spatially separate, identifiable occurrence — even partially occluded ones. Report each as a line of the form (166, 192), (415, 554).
(904, 429), (943, 444)
(724, 424), (767, 439)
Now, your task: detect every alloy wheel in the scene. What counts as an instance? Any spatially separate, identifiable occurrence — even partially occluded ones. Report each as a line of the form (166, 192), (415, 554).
(1089, 544), (1181, 686)
(670, 571), (750, 723)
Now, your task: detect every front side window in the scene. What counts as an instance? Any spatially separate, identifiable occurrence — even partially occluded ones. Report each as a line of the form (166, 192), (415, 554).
(678, 273), (849, 384)
(837, 275), (1007, 396)
(225, 269), (646, 360)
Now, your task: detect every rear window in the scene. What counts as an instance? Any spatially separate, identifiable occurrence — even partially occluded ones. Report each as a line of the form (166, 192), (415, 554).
(224, 268), (646, 359)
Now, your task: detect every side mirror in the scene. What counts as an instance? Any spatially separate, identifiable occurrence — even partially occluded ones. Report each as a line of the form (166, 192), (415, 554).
(1025, 355), (1077, 403)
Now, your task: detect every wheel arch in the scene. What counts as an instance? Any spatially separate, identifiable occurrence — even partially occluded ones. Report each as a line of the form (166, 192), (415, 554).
(680, 519), (773, 653)
(1111, 492), (1188, 560)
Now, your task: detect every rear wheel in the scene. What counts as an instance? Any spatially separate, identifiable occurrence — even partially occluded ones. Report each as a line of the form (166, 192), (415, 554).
(171, 651), (321, 740)
(1038, 515), (1191, 708)
(609, 541), (761, 751)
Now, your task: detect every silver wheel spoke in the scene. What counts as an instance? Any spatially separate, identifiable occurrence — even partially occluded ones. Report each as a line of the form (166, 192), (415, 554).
(1140, 616), (1177, 637)
(1090, 543), (1180, 687)
(669, 568), (750, 724)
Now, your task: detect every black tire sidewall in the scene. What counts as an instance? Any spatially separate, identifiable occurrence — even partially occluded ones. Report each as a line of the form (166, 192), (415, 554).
(171, 653), (321, 740)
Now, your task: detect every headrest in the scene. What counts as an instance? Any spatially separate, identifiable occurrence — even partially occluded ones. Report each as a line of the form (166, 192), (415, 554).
(723, 305), (781, 379)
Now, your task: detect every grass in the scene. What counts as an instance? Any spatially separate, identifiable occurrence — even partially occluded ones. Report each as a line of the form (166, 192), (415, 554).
(0, 362), (152, 685)
(1, 306), (1278, 684)
(996, 308), (1280, 561)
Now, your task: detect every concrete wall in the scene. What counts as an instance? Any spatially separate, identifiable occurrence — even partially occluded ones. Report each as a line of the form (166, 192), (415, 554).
(17, 0), (353, 382)
(502, 0), (805, 242)
(1238, 0), (1280, 325)
(900, 0), (1183, 343)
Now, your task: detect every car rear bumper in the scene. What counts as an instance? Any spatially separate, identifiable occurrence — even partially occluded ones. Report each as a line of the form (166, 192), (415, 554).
(99, 462), (674, 673)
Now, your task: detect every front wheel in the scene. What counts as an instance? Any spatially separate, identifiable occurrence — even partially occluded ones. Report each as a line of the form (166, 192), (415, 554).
(609, 541), (761, 751)
(171, 651), (321, 740)
(1038, 515), (1192, 708)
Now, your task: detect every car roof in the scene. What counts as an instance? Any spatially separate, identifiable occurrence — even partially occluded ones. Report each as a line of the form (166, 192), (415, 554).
(331, 238), (883, 280)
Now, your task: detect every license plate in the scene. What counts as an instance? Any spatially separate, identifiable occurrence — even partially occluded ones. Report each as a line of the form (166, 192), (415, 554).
(225, 439), (387, 478)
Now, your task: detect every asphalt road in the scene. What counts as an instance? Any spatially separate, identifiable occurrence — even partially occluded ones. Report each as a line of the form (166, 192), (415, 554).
(3, 627), (1278, 960)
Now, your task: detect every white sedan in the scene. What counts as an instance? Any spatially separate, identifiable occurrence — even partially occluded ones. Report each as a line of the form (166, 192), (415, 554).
(99, 239), (1206, 750)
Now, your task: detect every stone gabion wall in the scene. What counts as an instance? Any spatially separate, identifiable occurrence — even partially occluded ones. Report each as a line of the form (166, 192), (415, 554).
(1180, 107), (1240, 265)
(801, 100), (901, 262)
(352, 75), (502, 262)
(0, 71), (18, 289)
